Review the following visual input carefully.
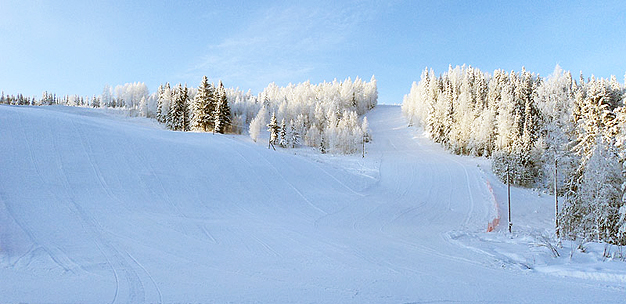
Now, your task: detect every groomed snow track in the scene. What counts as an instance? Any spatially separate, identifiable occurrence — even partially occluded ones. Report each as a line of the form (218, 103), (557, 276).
(1, 105), (624, 303)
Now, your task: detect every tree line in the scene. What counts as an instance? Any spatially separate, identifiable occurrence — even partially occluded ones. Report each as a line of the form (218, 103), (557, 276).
(154, 77), (231, 134)
(2, 75), (377, 154)
(402, 65), (626, 245)
(0, 82), (153, 110)
(247, 76), (377, 154)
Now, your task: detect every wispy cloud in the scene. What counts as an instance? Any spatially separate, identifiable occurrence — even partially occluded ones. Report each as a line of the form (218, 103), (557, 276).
(184, 1), (377, 91)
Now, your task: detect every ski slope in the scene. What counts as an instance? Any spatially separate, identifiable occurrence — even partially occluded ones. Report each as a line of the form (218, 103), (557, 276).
(1, 104), (625, 303)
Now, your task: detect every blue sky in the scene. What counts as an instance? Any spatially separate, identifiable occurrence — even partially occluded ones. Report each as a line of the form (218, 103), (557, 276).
(1, 0), (625, 104)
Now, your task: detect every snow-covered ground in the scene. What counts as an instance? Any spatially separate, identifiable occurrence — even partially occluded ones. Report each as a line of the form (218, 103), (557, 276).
(1, 104), (625, 303)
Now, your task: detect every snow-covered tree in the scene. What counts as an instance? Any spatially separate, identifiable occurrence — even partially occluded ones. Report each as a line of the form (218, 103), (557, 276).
(288, 119), (300, 148)
(113, 82), (149, 109)
(249, 106), (268, 142)
(279, 118), (287, 147)
(267, 111), (280, 149)
(535, 65), (577, 191)
(246, 76), (376, 153)
(213, 81), (231, 134)
(402, 64), (626, 242)
(362, 116), (370, 143)
(190, 76), (214, 132)
(102, 84), (113, 108)
(168, 84), (189, 131)
(562, 137), (623, 243)
(157, 83), (173, 124)
(138, 96), (148, 117)
(305, 124), (322, 148)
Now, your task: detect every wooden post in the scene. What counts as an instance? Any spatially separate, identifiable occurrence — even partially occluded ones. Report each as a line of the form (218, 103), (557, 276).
(507, 164), (512, 234)
(555, 158), (559, 238)
(362, 135), (365, 158)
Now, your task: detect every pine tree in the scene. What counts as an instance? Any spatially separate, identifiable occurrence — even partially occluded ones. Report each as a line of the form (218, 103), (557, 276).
(157, 83), (173, 124)
(205, 82), (217, 130)
(289, 119), (300, 148)
(182, 85), (190, 130)
(213, 82), (231, 134)
(213, 96), (223, 134)
(320, 134), (327, 154)
(168, 84), (189, 131)
(190, 76), (207, 131)
(191, 76), (215, 132)
(156, 85), (164, 122)
(267, 112), (279, 149)
(167, 85), (178, 130)
(279, 118), (287, 147)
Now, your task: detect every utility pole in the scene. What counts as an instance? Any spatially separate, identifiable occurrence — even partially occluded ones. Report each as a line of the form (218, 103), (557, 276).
(362, 135), (365, 158)
(555, 158), (559, 238)
(507, 164), (512, 233)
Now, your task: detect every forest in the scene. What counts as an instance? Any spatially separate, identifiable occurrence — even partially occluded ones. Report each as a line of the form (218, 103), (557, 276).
(8, 64), (626, 245)
(0, 76), (376, 154)
(402, 65), (626, 245)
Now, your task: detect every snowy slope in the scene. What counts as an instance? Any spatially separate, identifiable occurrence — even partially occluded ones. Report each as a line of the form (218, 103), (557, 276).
(1, 104), (625, 303)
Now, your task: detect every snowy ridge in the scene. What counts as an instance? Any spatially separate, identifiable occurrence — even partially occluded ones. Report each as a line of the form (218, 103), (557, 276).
(1, 104), (626, 303)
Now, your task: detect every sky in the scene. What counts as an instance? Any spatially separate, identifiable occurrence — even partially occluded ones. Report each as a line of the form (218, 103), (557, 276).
(1, 0), (625, 104)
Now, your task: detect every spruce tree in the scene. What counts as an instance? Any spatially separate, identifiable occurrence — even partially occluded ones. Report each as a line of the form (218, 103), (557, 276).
(206, 82), (217, 130)
(92, 95), (100, 108)
(213, 81), (231, 134)
(169, 84), (189, 131)
(157, 83), (173, 125)
(279, 118), (287, 147)
(267, 111), (279, 149)
(289, 119), (299, 148)
(191, 76), (213, 132)
(167, 85), (178, 130)
(156, 84), (164, 123)
(320, 134), (327, 154)
(182, 85), (190, 131)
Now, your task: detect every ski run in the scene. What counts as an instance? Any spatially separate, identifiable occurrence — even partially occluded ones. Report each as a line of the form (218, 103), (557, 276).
(1, 104), (626, 303)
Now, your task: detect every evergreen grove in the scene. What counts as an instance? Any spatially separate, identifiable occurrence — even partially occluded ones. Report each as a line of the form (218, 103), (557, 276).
(402, 65), (626, 245)
(1, 75), (376, 154)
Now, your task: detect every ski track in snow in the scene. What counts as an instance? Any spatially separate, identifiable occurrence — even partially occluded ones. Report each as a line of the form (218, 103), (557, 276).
(69, 118), (152, 303)
(1, 105), (626, 303)
(72, 122), (150, 303)
(362, 109), (490, 270)
(261, 153), (328, 216)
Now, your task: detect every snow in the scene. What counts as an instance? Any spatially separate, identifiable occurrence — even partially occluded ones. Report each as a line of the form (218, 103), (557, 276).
(1, 104), (625, 303)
